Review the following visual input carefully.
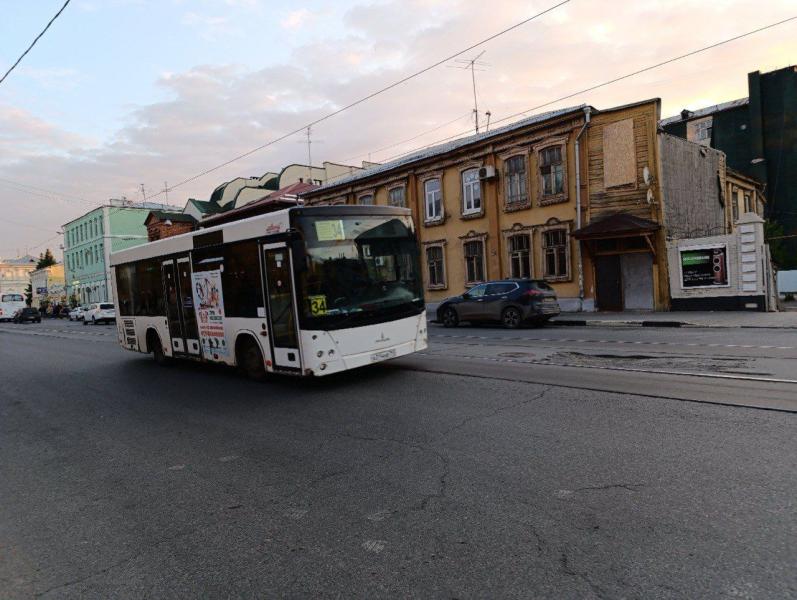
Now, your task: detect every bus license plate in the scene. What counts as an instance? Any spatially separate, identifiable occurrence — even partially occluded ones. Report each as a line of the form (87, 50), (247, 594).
(371, 349), (397, 362)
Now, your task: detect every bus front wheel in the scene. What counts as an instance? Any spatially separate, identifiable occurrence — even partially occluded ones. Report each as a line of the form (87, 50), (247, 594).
(148, 331), (170, 366)
(237, 337), (266, 381)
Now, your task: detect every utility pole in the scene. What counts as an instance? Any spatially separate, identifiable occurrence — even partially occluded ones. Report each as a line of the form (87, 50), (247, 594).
(450, 51), (490, 135)
(163, 181), (169, 205)
(297, 126), (323, 183)
(140, 183), (146, 202)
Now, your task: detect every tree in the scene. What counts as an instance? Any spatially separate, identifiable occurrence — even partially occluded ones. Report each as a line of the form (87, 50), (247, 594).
(37, 248), (57, 269)
(765, 220), (792, 269)
(24, 283), (32, 307)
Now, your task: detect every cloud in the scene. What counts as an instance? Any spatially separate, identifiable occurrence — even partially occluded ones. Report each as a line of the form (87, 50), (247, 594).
(280, 8), (312, 30)
(181, 11), (238, 40)
(1, 0), (796, 256)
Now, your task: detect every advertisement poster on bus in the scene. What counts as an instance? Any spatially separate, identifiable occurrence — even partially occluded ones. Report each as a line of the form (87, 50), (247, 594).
(680, 246), (729, 288)
(191, 269), (229, 357)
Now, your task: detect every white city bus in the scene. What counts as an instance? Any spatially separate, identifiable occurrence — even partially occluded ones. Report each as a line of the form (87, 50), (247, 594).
(109, 205), (428, 377)
(0, 293), (26, 321)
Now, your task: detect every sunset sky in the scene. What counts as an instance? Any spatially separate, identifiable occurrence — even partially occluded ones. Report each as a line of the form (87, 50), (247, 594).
(1, 0), (795, 258)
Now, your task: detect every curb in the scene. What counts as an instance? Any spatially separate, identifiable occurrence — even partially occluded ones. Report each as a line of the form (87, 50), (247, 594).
(550, 319), (683, 328)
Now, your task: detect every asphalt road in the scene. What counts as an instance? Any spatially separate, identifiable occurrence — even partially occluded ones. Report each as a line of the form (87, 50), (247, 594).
(1, 320), (796, 598)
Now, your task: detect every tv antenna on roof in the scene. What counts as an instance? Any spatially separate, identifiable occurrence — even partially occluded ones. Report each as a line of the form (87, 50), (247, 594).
(298, 126), (324, 184)
(449, 50), (490, 134)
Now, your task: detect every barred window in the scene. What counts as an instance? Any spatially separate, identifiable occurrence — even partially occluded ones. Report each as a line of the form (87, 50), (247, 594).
(505, 156), (528, 205)
(464, 240), (485, 284)
(540, 146), (564, 196)
(542, 229), (568, 279)
(388, 186), (406, 207)
(426, 245), (445, 288)
(508, 234), (531, 279)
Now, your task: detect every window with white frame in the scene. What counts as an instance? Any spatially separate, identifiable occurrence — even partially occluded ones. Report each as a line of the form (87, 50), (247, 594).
(358, 194), (374, 206)
(540, 146), (565, 197)
(388, 186), (406, 207)
(542, 229), (568, 279)
(424, 178), (442, 221)
(425, 245), (446, 288)
(464, 240), (485, 284)
(461, 168), (481, 215)
(508, 233), (531, 279)
(505, 155), (528, 205)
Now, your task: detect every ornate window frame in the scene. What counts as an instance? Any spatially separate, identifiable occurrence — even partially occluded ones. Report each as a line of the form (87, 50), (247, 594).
(459, 230), (488, 286)
(533, 136), (569, 206)
(356, 190), (376, 206)
(458, 161), (484, 220)
(536, 217), (572, 282)
(422, 239), (448, 290)
(387, 183), (407, 208)
(420, 171), (446, 227)
(501, 223), (534, 279)
(498, 148), (532, 212)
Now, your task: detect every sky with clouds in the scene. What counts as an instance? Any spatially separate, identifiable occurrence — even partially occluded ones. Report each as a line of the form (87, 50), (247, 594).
(1, 0), (795, 258)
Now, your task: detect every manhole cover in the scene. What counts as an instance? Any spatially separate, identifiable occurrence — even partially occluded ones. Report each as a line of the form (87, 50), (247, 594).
(498, 352), (535, 359)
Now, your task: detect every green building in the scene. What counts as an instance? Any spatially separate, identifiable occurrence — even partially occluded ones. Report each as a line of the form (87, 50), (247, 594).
(62, 201), (180, 305)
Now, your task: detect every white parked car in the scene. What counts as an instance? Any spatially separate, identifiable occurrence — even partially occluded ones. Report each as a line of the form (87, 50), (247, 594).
(69, 306), (86, 321)
(84, 302), (116, 325)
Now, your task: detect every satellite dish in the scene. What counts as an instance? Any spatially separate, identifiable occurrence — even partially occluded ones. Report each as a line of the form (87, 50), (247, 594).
(643, 166), (652, 187)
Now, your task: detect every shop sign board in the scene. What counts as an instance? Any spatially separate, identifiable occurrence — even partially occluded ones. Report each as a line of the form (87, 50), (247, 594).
(680, 245), (729, 288)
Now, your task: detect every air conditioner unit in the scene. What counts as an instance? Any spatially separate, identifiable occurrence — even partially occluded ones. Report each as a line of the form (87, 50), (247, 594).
(478, 165), (496, 180)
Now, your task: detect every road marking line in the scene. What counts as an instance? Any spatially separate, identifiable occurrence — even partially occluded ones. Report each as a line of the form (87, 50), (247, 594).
(362, 540), (387, 553)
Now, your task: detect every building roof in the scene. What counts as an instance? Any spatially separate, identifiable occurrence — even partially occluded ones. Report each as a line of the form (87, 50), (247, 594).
(660, 97), (749, 127)
(186, 198), (223, 215)
(200, 181), (318, 227)
(573, 213), (660, 239)
(1, 255), (37, 265)
(304, 104), (590, 195)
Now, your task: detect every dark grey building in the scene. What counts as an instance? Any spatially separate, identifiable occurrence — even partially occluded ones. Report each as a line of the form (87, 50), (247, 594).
(661, 65), (797, 267)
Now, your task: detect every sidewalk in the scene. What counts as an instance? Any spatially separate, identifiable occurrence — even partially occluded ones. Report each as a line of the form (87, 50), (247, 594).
(550, 310), (797, 329)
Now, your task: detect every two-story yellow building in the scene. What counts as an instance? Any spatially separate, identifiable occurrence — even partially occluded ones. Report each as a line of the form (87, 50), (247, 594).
(303, 99), (673, 312)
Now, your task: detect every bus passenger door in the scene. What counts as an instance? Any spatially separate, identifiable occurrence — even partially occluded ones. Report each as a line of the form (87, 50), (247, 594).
(176, 257), (200, 355)
(261, 243), (301, 372)
(161, 259), (185, 354)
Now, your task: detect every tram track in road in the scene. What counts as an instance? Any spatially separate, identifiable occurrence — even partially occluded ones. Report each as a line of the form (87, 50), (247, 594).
(389, 352), (797, 413)
(429, 330), (797, 360)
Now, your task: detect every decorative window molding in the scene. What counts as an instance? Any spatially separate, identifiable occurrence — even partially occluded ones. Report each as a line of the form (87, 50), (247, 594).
(423, 239), (448, 290)
(458, 230), (488, 286)
(536, 218), (572, 282)
(421, 173), (445, 226)
(501, 223), (534, 279)
(501, 154), (532, 212)
(459, 164), (484, 219)
(533, 136), (569, 206)
(387, 184), (407, 208)
(357, 191), (375, 206)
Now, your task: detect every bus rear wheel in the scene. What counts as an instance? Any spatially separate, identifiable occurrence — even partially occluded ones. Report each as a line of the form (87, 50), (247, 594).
(238, 337), (266, 381)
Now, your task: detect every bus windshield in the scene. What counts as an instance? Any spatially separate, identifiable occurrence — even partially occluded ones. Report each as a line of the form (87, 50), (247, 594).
(293, 213), (424, 330)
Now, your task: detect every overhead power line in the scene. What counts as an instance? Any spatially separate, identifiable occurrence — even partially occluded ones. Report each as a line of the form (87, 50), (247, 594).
(142, 0), (571, 200)
(0, 177), (99, 207)
(376, 14), (797, 164)
(0, 0), (72, 86)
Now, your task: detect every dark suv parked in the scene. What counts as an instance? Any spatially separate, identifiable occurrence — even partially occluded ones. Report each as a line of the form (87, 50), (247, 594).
(13, 307), (41, 324)
(436, 279), (560, 329)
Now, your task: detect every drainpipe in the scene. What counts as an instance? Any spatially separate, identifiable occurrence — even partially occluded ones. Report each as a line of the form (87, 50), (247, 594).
(574, 107), (591, 311)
